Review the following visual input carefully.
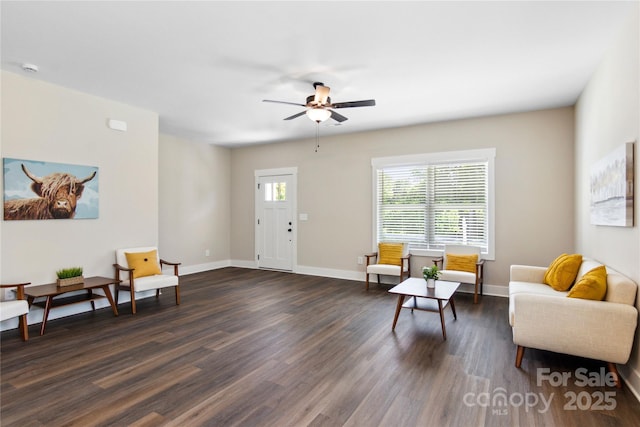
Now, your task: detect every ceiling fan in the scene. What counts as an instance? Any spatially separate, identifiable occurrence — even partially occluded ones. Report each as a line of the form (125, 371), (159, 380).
(263, 82), (376, 123)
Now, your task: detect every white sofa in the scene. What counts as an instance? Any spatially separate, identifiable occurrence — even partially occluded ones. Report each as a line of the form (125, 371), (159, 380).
(509, 258), (638, 388)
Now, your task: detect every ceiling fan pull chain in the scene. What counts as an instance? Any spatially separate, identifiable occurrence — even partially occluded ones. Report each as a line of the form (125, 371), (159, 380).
(315, 122), (320, 152)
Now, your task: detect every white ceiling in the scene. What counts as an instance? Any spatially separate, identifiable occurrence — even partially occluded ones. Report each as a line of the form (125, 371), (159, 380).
(1, 1), (635, 147)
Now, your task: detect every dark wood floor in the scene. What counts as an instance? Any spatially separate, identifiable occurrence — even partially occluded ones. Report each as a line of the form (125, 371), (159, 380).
(2, 267), (640, 426)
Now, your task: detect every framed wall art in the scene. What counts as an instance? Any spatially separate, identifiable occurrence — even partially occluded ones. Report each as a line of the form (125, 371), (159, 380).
(3, 158), (99, 220)
(590, 142), (634, 227)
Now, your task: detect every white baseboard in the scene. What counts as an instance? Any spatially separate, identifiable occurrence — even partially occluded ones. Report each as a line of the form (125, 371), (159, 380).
(294, 265), (363, 281)
(479, 282), (509, 298)
(230, 259), (258, 269)
(181, 259), (258, 275)
(620, 363), (640, 403)
(181, 259), (232, 275)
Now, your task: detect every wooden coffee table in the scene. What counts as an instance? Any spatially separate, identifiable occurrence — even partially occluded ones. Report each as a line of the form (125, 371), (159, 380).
(388, 278), (460, 340)
(24, 276), (120, 335)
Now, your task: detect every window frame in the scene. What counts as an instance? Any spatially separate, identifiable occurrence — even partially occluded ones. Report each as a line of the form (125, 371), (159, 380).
(371, 148), (496, 260)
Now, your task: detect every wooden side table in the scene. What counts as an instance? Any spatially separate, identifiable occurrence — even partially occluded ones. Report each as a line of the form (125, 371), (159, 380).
(24, 276), (120, 335)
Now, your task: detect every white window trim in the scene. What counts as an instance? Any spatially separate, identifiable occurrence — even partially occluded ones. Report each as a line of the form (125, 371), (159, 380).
(371, 148), (495, 260)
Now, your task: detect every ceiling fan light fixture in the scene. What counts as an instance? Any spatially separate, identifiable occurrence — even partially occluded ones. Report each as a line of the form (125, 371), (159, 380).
(264, 81), (375, 124)
(306, 108), (331, 123)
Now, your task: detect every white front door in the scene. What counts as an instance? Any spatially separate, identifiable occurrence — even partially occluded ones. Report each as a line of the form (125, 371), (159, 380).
(256, 173), (295, 271)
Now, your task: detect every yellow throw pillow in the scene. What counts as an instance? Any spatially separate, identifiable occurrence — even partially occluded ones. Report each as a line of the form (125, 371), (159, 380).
(378, 243), (404, 266)
(543, 253), (583, 291)
(446, 253), (478, 274)
(125, 250), (161, 279)
(567, 265), (607, 301)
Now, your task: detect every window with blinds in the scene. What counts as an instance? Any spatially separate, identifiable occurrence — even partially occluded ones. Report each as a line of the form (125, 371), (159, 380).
(373, 149), (494, 256)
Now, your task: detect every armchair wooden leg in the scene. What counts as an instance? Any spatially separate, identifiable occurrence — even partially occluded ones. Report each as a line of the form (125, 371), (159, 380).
(515, 345), (525, 368)
(130, 287), (137, 314)
(473, 280), (479, 304)
(19, 313), (28, 341)
(175, 286), (180, 305)
(365, 273), (369, 291)
(607, 362), (622, 389)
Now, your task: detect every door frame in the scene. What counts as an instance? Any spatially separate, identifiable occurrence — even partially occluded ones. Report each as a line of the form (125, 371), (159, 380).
(254, 167), (298, 271)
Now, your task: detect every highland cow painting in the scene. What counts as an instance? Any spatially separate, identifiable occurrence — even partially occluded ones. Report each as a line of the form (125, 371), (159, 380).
(3, 158), (99, 220)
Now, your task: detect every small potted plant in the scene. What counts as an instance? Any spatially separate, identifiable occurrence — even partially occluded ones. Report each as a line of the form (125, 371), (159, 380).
(56, 267), (84, 287)
(423, 265), (440, 289)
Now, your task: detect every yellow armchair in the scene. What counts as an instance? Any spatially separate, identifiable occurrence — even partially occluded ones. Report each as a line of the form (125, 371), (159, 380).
(365, 243), (411, 290)
(433, 245), (485, 303)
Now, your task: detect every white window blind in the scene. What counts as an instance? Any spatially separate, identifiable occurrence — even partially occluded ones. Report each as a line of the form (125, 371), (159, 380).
(373, 149), (494, 256)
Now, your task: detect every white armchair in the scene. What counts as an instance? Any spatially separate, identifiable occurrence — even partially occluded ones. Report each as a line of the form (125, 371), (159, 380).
(113, 247), (181, 314)
(0, 283), (30, 341)
(365, 242), (411, 290)
(433, 245), (485, 304)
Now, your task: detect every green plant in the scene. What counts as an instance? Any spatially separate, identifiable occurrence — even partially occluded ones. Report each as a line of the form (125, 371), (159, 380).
(422, 265), (440, 280)
(56, 267), (83, 279)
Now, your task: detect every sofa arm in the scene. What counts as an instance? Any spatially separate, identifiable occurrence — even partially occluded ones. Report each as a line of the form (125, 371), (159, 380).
(510, 265), (547, 283)
(511, 293), (638, 364)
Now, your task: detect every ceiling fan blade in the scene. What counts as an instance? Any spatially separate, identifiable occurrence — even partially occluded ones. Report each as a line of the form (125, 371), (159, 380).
(283, 110), (307, 120)
(329, 110), (348, 123)
(263, 99), (306, 107)
(331, 99), (376, 109)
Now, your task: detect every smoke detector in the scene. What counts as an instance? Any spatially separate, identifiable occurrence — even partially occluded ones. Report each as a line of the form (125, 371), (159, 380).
(21, 63), (39, 73)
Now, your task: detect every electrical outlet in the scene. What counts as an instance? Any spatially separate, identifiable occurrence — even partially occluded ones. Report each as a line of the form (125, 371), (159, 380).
(357, 256), (364, 265)
(205, 249), (210, 257)
(4, 288), (16, 301)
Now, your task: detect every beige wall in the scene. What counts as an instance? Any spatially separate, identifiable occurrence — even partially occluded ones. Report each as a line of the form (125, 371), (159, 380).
(575, 7), (640, 397)
(1, 71), (159, 286)
(159, 134), (231, 272)
(231, 107), (575, 288)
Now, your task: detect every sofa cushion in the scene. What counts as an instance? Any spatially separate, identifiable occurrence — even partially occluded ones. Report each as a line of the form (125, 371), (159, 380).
(446, 253), (478, 273)
(508, 281), (568, 327)
(367, 264), (403, 275)
(439, 269), (476, 285)
(568, 265), (607, 300)
(0, 299), (29, 322)
(576, 259), (603, 281)
(510, 281), (568, 297)
(122, 274), (179, 292)
(543, 253), (582, 291)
